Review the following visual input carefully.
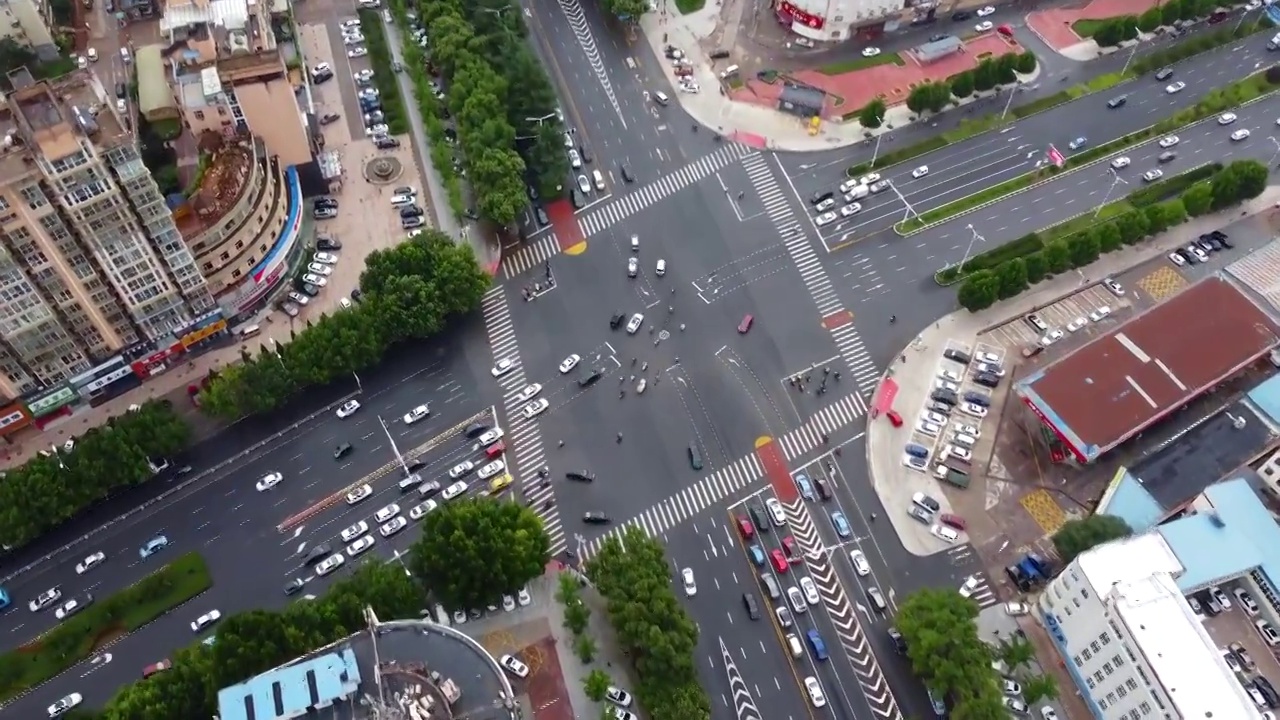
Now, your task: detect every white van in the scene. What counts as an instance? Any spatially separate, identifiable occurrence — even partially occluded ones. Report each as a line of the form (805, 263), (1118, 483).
(120, 47), (131, 64)
(786, 634), (804, 658)
(653, 91), (670, 106)
(592, 169), (604, 191)
(952, 433), (977, 448)
(237, 324), (261, 338)
(718, 64), (740, 79)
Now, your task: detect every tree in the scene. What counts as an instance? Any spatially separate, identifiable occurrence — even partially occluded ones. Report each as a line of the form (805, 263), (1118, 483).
(1137, 6), (1163, 32)
(1212, 159), (1267, 207)
(906, 84), (933, 115)
(1023, 251), (1047, 284)
(1041, 239), (1071, 273)
(949, 71), (975, 99)
(408, 497), (550, 611)
(1052, 514), (1133, 564)
(1095, 221), (1122, 254)
(994, 53), (1020, 85)
(583, 669), (612, 701)
(601, 0), (647, 19)
(1181, 181), (1213, 216)
(994, 259), (1028, 299)
(588, 527), (709, 720)
(859, 98), (886, 128)
(957, 270), (999, 312)
(1015, 51), (1038, 75)
(973, 59), (998, 92)
(896, 588), (1004, 719)
(1021, 674), (1059, 704)
(998, 636), (1035, 670)
(1066, 232), (1100, 268)
(472, 146), (530, 225)
(575, 634), (597, 663)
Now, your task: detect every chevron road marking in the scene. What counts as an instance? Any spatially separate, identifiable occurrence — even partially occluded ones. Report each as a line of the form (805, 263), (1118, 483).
(784, 499), (901, 719)
(720, 636), (764, 720)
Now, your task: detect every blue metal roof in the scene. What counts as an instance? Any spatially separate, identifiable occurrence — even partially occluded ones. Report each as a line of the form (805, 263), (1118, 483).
(1247, 372), (1280, 427)
(1158, 477), (1280, 594)
(217, 648), (361, 720)
(1098, 470), (1165, 532)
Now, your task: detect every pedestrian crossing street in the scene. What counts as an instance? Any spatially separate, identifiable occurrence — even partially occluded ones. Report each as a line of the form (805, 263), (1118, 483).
(777, 392), (870, 459)
(577, 144), (756, 238)
(480, 287), (565, 555)
(946, 545), (998, 609)
(743, 154), (879, 401)
(502, 234), (561, 280)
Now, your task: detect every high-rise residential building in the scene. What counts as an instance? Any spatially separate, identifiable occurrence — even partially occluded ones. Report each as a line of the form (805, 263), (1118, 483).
(0, 0), (57, 60)
(0, 68), (214, 397)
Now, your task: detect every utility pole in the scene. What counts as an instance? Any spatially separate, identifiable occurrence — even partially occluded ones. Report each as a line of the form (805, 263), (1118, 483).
(958, 224), (985, 274)
(870, 115), (886, 165)
(378, 414), (410, 475)
(1095, 168), (1129, 218)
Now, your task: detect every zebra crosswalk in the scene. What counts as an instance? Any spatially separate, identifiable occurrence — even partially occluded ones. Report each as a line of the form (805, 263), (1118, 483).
(777, 393), (869, 460)
(501, 235), (561, 280)
(1227, 238), (1280, 311)
(743, 154), (878, 401)
(581, 454), (764, 557)
(480, 287), (565, 554)
(578, 144), (756, 238)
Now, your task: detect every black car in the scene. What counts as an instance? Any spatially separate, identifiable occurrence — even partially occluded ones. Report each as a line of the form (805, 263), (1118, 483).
(579, 145), (593, 163)
(333, 443), (353, 460)
(578, 368), (603, 387)
(931, 389), (958, 405)
(583, 512), (610, 524)
(610, 312), (626, 329)
(402, 459), (426, 476)
(1106, 95), (1128, 108)
(809, 189), (834, 205)
(886, 627), (907, 654)
(1005, 565), (1032, 592)
(951, 10), (972, 20)
(742, 592), (760, 620)
(399, 205), (424, 218)
(943, 348), (971, 365)
(534, 206), (550, 226)
(814, 477), (831, 500)
(374, 137), (400, 149)
(748, 504), (768, 531)
(315, 197), (338, 208)
(1254, 677), (1279, 707)
(283, 578), (306, 596)
(464, 422), (489, 438)
(571, 188), (586, 209)
(316, 236), (342, 251)
(566, 471), (595, 482)
(973, 373), (1000, 388)
(301, 283), (320, 297)
(1157, 151), (1176, 163)
(963, 390), (991, 407)
(1154, 67), (1174, 81)
(928, 401), (953, 416)
(688, 444), (704, 470)
(115, 82), (127, 99)
(304, 543), (332, 564)
(620, 164), (635, 183)
(709, 48), (731, 59)
(320, 113), (341, 125)
(1208, 229), (1233, 248)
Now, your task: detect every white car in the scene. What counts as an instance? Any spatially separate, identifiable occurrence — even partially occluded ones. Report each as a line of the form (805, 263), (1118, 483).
(953, 423), (980, 437)
(606, 686), (634, 707)
(916, 420), (942, 437)
(1158, 135), (1179, 148)
(75, 551), (106, 575)
(380, 516), (408, 537)
(409, 500), (438, 519)
(805, 676), (827, 708)
(29, 587), (61, 612)
(403, 405), (430, 424)
(1164, 81), (1185, 94)
(1209, 585), (1232, 610)
(313, 252), (339, 264)
(1236, 588), (1260, 615)
(47, 693), (82, 717)
(346, 483), (373, 505)
(932, 524), (959, 543)
(934, 379), (959, 393)
(343, 33), (364, 45)
(336, 399), (361, 418)
(944, 444), (972, 461)
(1218, 112), (1237, 125)
(681, 567), (697, 596)
(1066, 316), (1088, 332)
(1040, 329), (1065, 346)
(576, 175), (591, 194)
(799, 577), (820, 605)
(840, 202), (862, 217)
(191, 609), (222, 633)
(55, 595), (90, 620)
(1088, 305), (1112, 322)
(518, 587), (532, 606)
(500, 654), (530, 678)
(937, 369), (961, 383)
(1005, 601), (1031, 616)
(1142, 169), (1163, 182)
(1169, 251), (1186, 266)
(491, 358), (515, 377)
(348, 47), (368, 58)
(626, 313), (644, 334)
(959, 402), (988, 418)
(306, 263), (332, 276)
(449, 461), (474, 479)
(477, 459), (506, 479)
(975, 20), (994, 32)
(679, 81), (700, 93)
(316, 553), (345, 576)
(568, 149), (582, 168)
(859, 173), (881, 185)
(523, 398), (550, 419)
(559, 354), (581, 374)
(976, 4), (995, 15)
(975, 362), (1003, 376)
(959, 575), (981, 598)
(347, 535), (376, 557)
(627, 256), (638, 277)
(1110, 156), (1130, 169)
(655, 259), (666, 276)
(479, 428), (504, 446)
(1231, 128), (1251, 141)
(301, 273), (327, 287)
(787, 586), (808, 613)
(441, 480), (468, 500)
(849, 550), (870, 576)
(341, 520), (370, 543)
(502, 594), (516, 612)
(861, 46), (880, 57)
(515, 383), (541, 403)
(975, 350), (999, 364)
(373, 499), (396, 520)
(923, 411), (948, 425)
(911, 165), (929, 179)
(814, 198), (836, 213)
(1103, 278), (1124, 296)
(815, 211), (838, 227)
(256, 471), (283, 492)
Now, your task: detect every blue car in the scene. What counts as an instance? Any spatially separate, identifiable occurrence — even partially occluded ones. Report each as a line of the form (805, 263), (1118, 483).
(794, 473), (814, 501)
(830, 511), (851, 538)
(0, 587), (8, 610)
(139, 535), (169, 558)
(748, 545), (766, 566)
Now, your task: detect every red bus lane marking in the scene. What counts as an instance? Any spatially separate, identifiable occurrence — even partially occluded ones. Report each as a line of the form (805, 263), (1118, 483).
(821, 310), (854, 330)
(546, 199), (584, 251)
(755, 436), (798, 504)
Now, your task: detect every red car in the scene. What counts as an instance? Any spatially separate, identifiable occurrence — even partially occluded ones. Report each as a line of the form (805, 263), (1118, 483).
(143, 659), (172, 678)
(770, 548), (789, 573)
(939, 513), (967, 531)
(997, 24), (1014, 37)
(782, 536), (798, 558)
(485, 441), (505, 459)
(738, 314), (753, 333)
(886, 409), (903, 427)
(736, 515), (755, 539)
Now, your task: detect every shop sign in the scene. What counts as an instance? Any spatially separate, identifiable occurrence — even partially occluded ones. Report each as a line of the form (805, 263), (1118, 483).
(27, 386), (77, 417)
(81, 366), (134, 394)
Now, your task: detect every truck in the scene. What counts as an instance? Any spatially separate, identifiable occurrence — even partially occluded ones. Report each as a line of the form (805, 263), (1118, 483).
(843, 184), (870, 202)
(933, 464), (971, 488)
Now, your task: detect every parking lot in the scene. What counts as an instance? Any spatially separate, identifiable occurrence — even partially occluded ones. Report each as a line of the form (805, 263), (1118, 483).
(982, 282), (1128, 354)
(1198, 583), (1280, 706)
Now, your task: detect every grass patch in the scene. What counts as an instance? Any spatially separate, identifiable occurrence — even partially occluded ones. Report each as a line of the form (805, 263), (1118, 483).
(1011, 90), (1072, 118)
(358, 9), (411, 136)
(673, 0), (705, 13)
(0, 552), (211, 702)
(899, 172), (1042, 232)
(1071, 18), (1110, 38)
(816, 53), (905, 75)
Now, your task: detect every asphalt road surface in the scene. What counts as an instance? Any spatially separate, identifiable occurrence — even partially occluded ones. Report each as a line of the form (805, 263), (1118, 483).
(782, 31), (1274, 250)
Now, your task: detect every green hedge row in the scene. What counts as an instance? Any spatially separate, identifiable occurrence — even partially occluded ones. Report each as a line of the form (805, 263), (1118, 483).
(356, 9), (410, 136)
(1127, 162), (1221, 207)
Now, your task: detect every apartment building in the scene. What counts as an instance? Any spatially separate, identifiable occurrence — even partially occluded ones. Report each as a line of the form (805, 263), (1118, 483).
(0, 68), (213, 397)
(0, 0), (56, 61)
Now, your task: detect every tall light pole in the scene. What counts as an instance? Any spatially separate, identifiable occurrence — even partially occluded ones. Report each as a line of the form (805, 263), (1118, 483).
(525, 112), (556, 126)
(353, 371), (363, 392)
(870, 115), (886, 165)
(1001, 81), (1019, 121)
(1235, 5), (1258, 34)
(1095, 168), (1129, 218)
(888, 181), (921, 222)
(1121, 24), (1141, 76)
(958, 224), (985, 275)
(1268, 136), (1280, 168)
(378, 414), (410, 475)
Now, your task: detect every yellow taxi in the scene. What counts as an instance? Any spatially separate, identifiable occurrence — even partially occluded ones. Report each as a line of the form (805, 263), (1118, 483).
(488, 473), (514, 494)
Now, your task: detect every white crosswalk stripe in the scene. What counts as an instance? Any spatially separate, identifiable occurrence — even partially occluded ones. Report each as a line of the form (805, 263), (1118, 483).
(501, 235), (561, 280)
(778, 393), (869, 460)
(580, 454), (764, 558)
(578, 144), (756, 237)
(481, 287), (564, 554)
(1227, 238), (1280, 311)
(743, 155), (880, 401)
(960, 572), (998, 608)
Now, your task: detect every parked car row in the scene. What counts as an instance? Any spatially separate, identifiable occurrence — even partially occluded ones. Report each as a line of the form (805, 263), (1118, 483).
(1168, 228), (1233, 268)
(901, 347), (1001, 480)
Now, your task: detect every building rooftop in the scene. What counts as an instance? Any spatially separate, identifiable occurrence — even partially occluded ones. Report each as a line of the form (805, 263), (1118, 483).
(1076, 531), (1183, 595)
(4, 71), (128, 163)
(178, 144), (254, 243)
(1247, 372), (1280, 426)
(1016, 277), (1280, 462)
(1111, 571), (1258, 718)
(1160, 476), (1280, 593)
(218, 648), (362, 720)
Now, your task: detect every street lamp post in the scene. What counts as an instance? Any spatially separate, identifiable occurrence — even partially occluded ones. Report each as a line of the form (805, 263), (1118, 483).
(888, 181), (921, 222)
(1001, 82), (1019, 121)
(353, 371), (363, 392)
(267, 338), (286, 369)
(1095, 167), (1129, 218)
(1120, 25), (1141, 77)
(957, 224), (985, 275)
(1235, 5), (1258, 34)
(1268, 136), (1280, 167)
(525, 111), (556, 126)
(870, 115), (886, 165)
(378, 414), (410, 475)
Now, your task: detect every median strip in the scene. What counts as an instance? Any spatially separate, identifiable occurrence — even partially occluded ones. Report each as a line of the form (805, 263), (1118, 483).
(894, 67), (1280, 235)
(0, 552), (211, 703)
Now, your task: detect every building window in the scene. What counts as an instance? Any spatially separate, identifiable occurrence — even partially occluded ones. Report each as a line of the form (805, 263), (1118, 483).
(1117, 685), (1127, 698)
(217, 105), (227, 115)
(1139, 701), (1151, 715)
(1107, 692), (1116, 705)
(0, 195), (9, 211)
(194, 110), (205, 120)
(1103, 662), (1113, 675)
(1082, 587), (1090, 599)
(1073, 656), (1083, 668)
(1126, 679), (1138, 691)
(21, 184), (47, 209)
(1073, 598), (1081, 607)
(1100, 631), (1109, 644)
(1113, 654), (1124, 667)
(1129, 711), (1139, 720)
(1082, 648), (1092, 661)
(1090, 641), (1101, 653)
(1099, 699), (1107, 710)
(1093, 670), (1104, 683)
(1086, 677), (1095, 690)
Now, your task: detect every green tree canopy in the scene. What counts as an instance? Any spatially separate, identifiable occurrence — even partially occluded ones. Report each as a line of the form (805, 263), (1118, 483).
(1052, 514), (1133, 563)
(407, 497), (550, 610)
(0, 400), (189, 548)
(587, 527), (709, 720)
(859, 98), (887, 128)
(897, 588), (1004, 719)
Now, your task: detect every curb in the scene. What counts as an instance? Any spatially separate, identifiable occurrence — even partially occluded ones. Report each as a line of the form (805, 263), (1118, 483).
(0, 393), (362, 587)
(894, 87), (1280, 238)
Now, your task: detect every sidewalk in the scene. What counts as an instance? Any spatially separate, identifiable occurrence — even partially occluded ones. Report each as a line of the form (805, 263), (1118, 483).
(865, 186), (1280, 558)
(540, 569), (638, 720)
